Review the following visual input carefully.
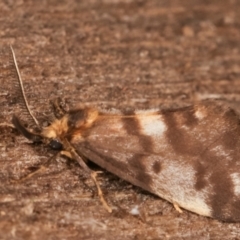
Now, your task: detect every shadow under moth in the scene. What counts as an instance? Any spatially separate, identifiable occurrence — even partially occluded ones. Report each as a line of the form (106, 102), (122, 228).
(8, 46), (240, 222)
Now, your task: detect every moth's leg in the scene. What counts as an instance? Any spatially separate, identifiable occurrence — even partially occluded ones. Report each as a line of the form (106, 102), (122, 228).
(173, 202), (183, 213)
(11, 153), (58, 184)
(61, 142), (112, 213)
(50, 97), (67, 119)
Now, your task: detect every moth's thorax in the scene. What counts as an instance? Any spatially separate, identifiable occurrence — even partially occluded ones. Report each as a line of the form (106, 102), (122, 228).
(42, 107), (99, 141)
(42, 115), (69, 139)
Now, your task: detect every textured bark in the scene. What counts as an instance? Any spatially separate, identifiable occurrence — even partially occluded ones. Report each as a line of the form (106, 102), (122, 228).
(0, 0), (240, 239)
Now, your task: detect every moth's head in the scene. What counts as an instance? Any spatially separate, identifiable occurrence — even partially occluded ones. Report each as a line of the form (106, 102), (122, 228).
(12, 107), (99, 151)
(41, 115), (69, 150)
(48, 138), (63, 150)
(12, 115), (63, 151)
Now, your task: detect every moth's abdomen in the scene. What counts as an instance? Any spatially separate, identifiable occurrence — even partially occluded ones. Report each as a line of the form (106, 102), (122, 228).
(70, 101), (240, 222)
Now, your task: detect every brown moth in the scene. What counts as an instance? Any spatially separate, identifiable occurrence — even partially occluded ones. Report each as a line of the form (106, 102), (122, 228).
(9, 47), (240, 222)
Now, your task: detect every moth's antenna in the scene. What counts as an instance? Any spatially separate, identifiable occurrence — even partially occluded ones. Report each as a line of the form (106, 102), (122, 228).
(9, 46), (39, 127)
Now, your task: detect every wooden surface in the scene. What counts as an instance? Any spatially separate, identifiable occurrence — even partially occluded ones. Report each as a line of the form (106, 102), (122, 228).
(0, 0), (240, 239)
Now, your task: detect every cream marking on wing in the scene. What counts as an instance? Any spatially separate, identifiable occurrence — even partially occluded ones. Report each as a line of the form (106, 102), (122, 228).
(194, 109), (205, 120)
(150, 159), (212, 216)
(231, 173), (240, 196)
(137, 115), (166, 136)
(210, 145), (231, 160)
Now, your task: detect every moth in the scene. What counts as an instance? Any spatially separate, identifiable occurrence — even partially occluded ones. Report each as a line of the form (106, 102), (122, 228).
(8, 47), (240, 222)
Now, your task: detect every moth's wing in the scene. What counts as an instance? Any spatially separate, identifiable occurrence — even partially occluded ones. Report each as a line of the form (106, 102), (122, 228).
(72, 102), (240, 222)
(74, 144), (155, 189)
(72, 108), (177, 192)
(72, 120), (214, 219)
(160, 102), (240, 222)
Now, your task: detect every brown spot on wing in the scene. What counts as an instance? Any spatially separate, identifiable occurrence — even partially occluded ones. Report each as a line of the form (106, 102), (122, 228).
(120, 112), (155, 187)
(221, 108), (240, 150)
(194, 161), (208, 190)
(128, 154), (153, 187)
(222, 130), (239, 150)
(181, 107), (199, 127)
(121, 112), (154, 153)
(152, 161), (161, 174)
(223, 108), (239, 123)
(194, 134), (226, 191)
(196, 140), (239, 221)
(210, 169), (235, 221)
(163, 109), (204, 156)
(229, 200), (240, 222)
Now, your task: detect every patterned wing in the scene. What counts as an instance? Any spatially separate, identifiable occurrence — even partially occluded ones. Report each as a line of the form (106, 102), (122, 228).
(71, 101), (240, 221)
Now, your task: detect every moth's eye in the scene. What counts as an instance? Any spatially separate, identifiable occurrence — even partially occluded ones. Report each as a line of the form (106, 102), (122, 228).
(49, 139), (63, 150)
